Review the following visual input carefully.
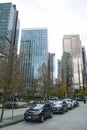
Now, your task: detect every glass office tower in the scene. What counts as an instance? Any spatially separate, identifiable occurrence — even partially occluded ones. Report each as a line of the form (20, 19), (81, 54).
(62, 52), (73, 92)
(0, 3), (19, 99)
(20, 28), (48, 89)
(82, 47), (86, 74)
(82, 46), (87, 88)
(58, 59), (62, 83)
(0, 3), (19, 55)
(63, 35), (83, 90)
(48, 53), (55, 87)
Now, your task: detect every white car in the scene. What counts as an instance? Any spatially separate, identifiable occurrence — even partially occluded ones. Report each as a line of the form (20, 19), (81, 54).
(63, 98), (74, 109)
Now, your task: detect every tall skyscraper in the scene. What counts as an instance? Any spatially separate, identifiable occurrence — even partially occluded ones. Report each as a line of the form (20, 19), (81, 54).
(48, 53), (55, 87)
(62, 52), (73, 92)
(57, 59), (62, 83)
(82, 46), (86, 74)
(82, 46), (87, 89)
(20, 28), (48, 91)
(0, 3), (20, 99)
(63, 35), (83, 90)
(0, 3), (20, 55)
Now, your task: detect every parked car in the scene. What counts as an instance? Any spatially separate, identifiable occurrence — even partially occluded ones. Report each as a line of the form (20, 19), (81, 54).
(48, 96), (58, 103)
(48, 96), (58, 100)
(52, 100), (68, 114)
(24, 103), (53, 122)
(63, 98), (74, 110)
(75, 97), (85, 101)
(73, 99), (79, 107)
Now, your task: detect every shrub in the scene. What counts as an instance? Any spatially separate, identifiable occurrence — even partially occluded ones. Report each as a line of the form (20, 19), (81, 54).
(4, 102), (17, 109)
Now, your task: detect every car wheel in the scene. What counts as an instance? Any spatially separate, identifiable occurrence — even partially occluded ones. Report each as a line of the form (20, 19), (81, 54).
(66, 108), (68, 112)
(50, 112), (53, 118)
(40, 115), (44, 122)
(77, 103), (79, 107)
(71, 106), (73, 110)
(25, 119), (29, 122)
(61, 110), (64, 114)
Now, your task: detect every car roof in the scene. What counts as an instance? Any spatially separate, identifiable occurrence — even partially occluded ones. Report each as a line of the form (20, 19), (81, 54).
(53, 100), (63, 104)
(32, 102), (51, 105)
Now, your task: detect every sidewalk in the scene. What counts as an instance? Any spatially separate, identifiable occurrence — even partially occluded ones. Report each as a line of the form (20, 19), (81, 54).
(0, 107), (28, 128)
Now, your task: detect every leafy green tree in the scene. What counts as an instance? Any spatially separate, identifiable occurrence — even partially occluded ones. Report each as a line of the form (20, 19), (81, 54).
(0, 46), (22, 122)
(28, 79), (39, 97)
(37, 63), (49, 101)
(49, 83), (66, 99)
(76, 90), (87, 97)
(67, 87), (74, 97)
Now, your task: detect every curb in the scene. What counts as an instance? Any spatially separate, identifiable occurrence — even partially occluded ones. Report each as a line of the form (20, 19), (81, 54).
(0, 115), (24, 128)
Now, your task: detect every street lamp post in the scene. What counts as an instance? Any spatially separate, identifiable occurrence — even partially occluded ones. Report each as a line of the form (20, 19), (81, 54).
(12, 93), (14, 120)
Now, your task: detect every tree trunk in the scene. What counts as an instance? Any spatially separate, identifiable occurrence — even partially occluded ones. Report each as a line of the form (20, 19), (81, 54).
(0, 102), (5, 122)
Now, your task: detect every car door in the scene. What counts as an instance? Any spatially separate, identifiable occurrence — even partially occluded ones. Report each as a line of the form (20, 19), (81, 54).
(44, 104), (51, 118)
(62, 101), (67, 112)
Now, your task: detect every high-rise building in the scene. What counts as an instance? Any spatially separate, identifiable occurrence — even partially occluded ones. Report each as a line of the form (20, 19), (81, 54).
(0, 3), (20, 55)
(82, 46), (86, 74)
(63, 35), (83, 90)
(0, 3), (20, 99)
(62, 52), (73, 92)
(82, 46), (87, 89)
(57, 59), (62, 83)
(20, 28), (48, 91)
(48, 53), (55, 87)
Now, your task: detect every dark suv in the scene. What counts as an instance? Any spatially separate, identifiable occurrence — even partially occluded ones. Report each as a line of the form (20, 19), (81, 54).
(24, 103), (53, 122)
(52, 100), (68, 114)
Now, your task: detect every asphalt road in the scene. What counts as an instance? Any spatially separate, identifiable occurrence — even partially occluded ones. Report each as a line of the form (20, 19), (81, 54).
(1, 102), (87, 130)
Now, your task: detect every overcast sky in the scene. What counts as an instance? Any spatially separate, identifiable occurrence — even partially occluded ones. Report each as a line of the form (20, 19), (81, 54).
(1, 0), (87, 60)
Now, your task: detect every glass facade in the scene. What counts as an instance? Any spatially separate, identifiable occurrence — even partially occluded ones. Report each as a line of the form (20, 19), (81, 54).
(58, 59), (62, 83)
(0, 3), (19, 99)
(20, 28), (48, 89)
(63, 35), (83, 90)
(48, 53), (55, 87)
(82, 47), (87, 88)
(0, 3), (19, 54)
(82, 47), (86, 74)
(62, 52), (73, 88)
(20, 40), (33, 89)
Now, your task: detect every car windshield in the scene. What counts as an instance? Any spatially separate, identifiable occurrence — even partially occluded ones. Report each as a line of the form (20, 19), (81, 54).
(53, 102), (62, 106)
(64, 99), (71, 102)
(30, 104), (44, 110)
(66, 100), (71, 102)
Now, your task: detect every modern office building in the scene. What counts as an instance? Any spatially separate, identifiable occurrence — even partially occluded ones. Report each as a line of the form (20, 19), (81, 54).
(82, 46), (87, 88)
(62, 52), (73, 92)
(57, 59), (62, 83)
(20, 28), (48, 91)
(63, 35), (83, 90)
(48, 53), (55, 87)
(82, 47), (86, 74)
(0, 3), (20, 55)
(0, 3), (20, 99)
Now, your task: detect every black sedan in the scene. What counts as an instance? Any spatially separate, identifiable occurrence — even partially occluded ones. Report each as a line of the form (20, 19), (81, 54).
(24, 103), (53, 122)
(52, 100), (68, 114)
